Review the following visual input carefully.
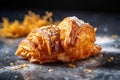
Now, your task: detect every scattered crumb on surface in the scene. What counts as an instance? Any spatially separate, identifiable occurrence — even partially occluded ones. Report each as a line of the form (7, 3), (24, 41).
(67, 63), (76, 68)
(13, 67), (17, 71)
(110, 56), (114, 60)
(83, 69), (92, 72)
(98, 53), (103, 57)
(16, 60), (20, 63)
(14, 75), (18, 78)
(89, 59), (96, 63)
(12, 64), (29, 71)
(48, 68), (54, 72)
(19, 65), (24, 69)
(10, 62), (14, 66)
(19, 64), (28, 69)
(107, 56), (114, 62)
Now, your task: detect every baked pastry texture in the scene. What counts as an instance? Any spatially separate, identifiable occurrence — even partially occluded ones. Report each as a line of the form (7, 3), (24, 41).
(15, 16), (101, 64)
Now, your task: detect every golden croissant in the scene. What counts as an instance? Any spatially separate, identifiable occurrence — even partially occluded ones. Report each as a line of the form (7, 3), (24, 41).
(15, 16), (101, 64)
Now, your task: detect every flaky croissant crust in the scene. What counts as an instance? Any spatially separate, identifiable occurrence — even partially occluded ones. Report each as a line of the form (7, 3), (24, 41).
(15, 16), (101, 64)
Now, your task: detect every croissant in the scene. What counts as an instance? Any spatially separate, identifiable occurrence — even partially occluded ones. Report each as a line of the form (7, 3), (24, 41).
(15, 16), (101, 64)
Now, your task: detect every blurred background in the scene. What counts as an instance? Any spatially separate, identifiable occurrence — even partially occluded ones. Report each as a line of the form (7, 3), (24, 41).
(0, 0), (119, 12)
(0, 0), (120, 35)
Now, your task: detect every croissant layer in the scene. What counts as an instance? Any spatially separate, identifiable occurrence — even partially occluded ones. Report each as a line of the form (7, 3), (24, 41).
(15, 16), (101, 63)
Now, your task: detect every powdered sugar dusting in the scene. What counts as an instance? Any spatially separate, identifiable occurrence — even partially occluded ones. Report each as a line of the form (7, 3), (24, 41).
(69, 16), (85, 26)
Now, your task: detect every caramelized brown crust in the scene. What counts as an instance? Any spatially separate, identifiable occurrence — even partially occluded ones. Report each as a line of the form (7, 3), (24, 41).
(15, 16), (101, 63)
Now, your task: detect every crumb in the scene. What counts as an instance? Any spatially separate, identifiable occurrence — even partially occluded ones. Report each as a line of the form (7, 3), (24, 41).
(15, 75), (18, 78)
(24, 64), (28, 67)
(48, 68), (54, 72)
(107, 56), (114, 62)
(13, 67), (17, 71)
(16, 60), (20, 63)
(10, 62), (14, 66)
(16, 60), (20, 64)
(83, 69), (92, 72)
(109, 56), (114, 60)
(19, 65), (24, 69)
(19, 64), (28, 69)
(67, 63), (76, 68)
(98, 53), (103, 57)
(89, 59), (96, 63)
(107, 59), (111, 62)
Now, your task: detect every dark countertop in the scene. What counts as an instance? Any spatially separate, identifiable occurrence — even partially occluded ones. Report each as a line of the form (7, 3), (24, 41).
(0, 10), (120, 80)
